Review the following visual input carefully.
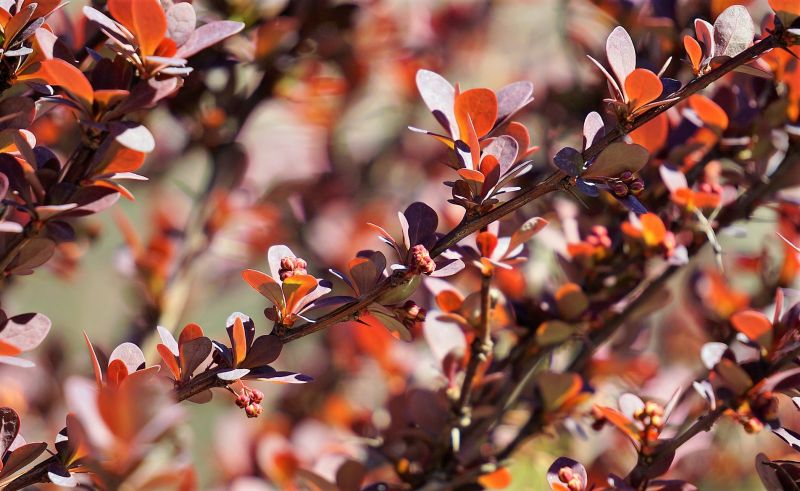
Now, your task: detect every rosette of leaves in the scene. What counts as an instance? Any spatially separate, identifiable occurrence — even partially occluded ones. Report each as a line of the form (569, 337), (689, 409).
(0, 1), (65, 90)
(0, 407), (48, 488)
(242, 245), (332, 329)
(554, 112), (650, 213)
(211, 313), (311, 385)
(0, 309), (50, 367)
(83, 0), (244, 78)
(683, 6), (768, 77)
(368, 201), (464, 280)
(328, 250), (418, 341)
(588, 26), (680, 122)
(459, 217), (547, 275)
(411, 69), (539, 212)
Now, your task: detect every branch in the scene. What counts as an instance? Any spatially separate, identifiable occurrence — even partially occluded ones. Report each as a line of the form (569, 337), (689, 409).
(455, 271), (493, 422)
(278, 33), (783, 346)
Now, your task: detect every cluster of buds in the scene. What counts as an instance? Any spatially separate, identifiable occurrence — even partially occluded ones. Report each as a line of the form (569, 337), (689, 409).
(397, 300), (427, 329)
(279, 256), (308, 280)
(633, 401), (665, 445)
(736, 392), (779, 433)
(585, 225), (612, 250)
(407, 244), (436, 275)
(698, 181), (723, 196)
(556, 466), (584, 491)
(609, 171), (645, 198)
(234, 386), (265, 418)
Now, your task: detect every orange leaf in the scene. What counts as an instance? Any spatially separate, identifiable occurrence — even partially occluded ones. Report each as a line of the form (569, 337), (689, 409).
(688, 94), (729, 130)
(435, 291), (463, 313)
(178, 323), (204, 347)
(640, 213), (666, 247)
(104, 147), (146, 173)
(131, 0), (167, 56)
(629, 113), (668, 154)
(684, 35), (703, 73)
(283, 274), (318, 315)
(454, 88), (498, 139)
(157, 343), (181, 379)
(594, 405), (641, 446)
(731, 310), (773, 344)
(232, 316), (247, 366)
(478, 467), (512, 489)
(18, 59), (94, 109)
(624, 68), (662, 112)
(83, 331), (103, 386)
(242, 269), (284, 307)
(476, 231), (498, 258)
(0, 339), (21, 356)
(107, 359), (129, 388)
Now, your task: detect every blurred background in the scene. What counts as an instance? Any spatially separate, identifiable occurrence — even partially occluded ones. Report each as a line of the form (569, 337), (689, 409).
(0, 0), (795, 489)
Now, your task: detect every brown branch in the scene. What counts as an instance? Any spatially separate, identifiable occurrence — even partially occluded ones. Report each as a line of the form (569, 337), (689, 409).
(278, 32), (783, 346)
(455, 271), (493, 423)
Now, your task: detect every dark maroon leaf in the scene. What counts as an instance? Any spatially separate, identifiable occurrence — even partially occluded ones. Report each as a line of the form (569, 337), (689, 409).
(179, 337), (212, 383)
(240, 334), (282, 369)
(0, 407), (20, 457)
(0, 442), (47, 479)
(7, 238), (55, 275)
(0, 97), (35, 131)
(403, 202), (438, 248)
(336, 459), (366, 491)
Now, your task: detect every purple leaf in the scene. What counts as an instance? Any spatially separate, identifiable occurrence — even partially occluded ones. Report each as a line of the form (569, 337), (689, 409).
(423, 313), (466, 365)
(606, 26), (636, 85)
(582, 142), (649, 178)
(554, 146), (583, 177)
(0, 442), (47, 479)
(713, 5), (754, 58)
(495, 81), (534, 124)
(166, 2), (196, 46)
(175, 20), (245, 59)
(108, 342), (146, 374)
(583, 111), (604, 149)
(483, 135), (519, 175)
(403, 202), (438, 248)
(416, 69), (457, 138)
(109, 122), (155, 153)
(0, 407), (20, 457)
(179, 337), (212, 382)
(240, 334), (282, 369)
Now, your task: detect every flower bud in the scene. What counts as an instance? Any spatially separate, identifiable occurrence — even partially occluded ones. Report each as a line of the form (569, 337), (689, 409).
(558, 467), (574, 483)
(591, 225), (608, 238)
(611, 181), (628, 197)
(619, 171), (634, 183)
(629, 179), (645, 195)
(235, 392), (249, 408)
(245, 403), (263, 418)
(407, 244), (436, 275)
(279, 256), (308, 280)
(250, 389), (264, 404)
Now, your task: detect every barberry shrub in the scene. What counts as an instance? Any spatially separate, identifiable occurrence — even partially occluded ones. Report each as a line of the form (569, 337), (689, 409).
(1, 0), (800, 490)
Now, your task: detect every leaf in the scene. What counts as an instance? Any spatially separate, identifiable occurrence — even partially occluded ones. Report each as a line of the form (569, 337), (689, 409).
(178, 323), (204, 347)
(624, 69), (663, 111)
(415, 69), (457, 137)
(240, 334), (282, 369)
(454, 88), (498, 139)
(700, 342), (729, 370)
(536, 372), (583, 412)
(555, 283), (588, 320)
(594, 405), (641, 446)
(0, 407), (20, 457)
(496, 81), (534, 124)
(478, 467), (512, 489)
(714, 358), (753, 394)
(582, 142), (649, 178)
(174, 20), (245, 58)
(0, 312), (50, 351)
(157, 344), (180, 379)
(536, 320), (575, 346)
(547, 457), (587, 491)
(770, 0), (800, 27)
(483, 135), (519, 175)
(110, 123), (155, 153)
(583, 111), (604, 148)
(713, 5), (754, 58)
(336, 459), (367, 491)
(179, 337), (211, 382)
(282, 274), (319, 314)
(629, 113), (668, 154)
(695, 19), (715, 60)
(108, 342), (145, 375)
(0, 442), (47, 479)
(106, 359), (129, 387)
(684, 35), (703, 72)
(166, 2), (196, 46)
(19, 59), (93, 110)
(554, 146), (582, 177)
(231, 316), (247, 366)
(423, 314), (466, 365)
(157, 325), (179, 356)
(731, 310), (773, 347)
(403, 202), (438, 247)
(606, 26), (636, 87)
(217, 368), (250, 381)
(773, 427), (800, 452)
(242, 269), (284, 307)
(640, 213), (667, 247)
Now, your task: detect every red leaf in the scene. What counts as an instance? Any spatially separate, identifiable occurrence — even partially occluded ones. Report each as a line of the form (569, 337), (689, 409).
(18, 59), (93, 109)
(731, 310), (773, 345)
(624, 68), (663, 112)
(157, 343), (180, 379)
(454, 88), (498, 139)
